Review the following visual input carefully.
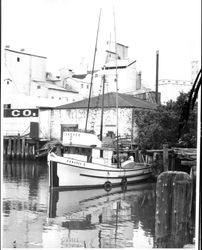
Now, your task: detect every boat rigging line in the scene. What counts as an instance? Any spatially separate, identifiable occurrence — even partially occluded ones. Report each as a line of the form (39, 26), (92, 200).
(85, 8), (102, 132)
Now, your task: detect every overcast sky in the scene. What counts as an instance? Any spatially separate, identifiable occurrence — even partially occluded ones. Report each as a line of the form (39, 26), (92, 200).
(2, 0), (201, 89)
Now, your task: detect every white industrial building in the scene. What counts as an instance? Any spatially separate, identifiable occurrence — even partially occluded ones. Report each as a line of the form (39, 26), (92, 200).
(2, 47), (79, 137)
(58, 43), (140, 100)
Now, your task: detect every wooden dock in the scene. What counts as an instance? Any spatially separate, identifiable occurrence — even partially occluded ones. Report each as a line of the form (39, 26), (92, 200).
(3, 136), (42, 160)
(146, 145), (197, 178)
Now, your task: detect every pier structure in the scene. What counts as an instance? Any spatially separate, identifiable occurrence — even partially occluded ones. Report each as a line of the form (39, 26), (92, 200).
(146, 146), (197, 177)
(3, 135), (48, 160)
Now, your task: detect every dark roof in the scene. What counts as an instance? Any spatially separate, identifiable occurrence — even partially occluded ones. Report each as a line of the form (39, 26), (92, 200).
(5, 48), (47, 59)
(72, 74), (87, 79)
(55, 92), (157, 110)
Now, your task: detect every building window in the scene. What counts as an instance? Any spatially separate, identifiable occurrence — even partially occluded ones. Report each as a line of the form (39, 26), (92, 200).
(66, 97), (68, 101)
(4, 104), (11, 109)
(87, 85), (89, 89)
(51, 96), (54, 99)
(17, 57), (20, 62)
(81, 84), (83, 88)
(37, 85), (41, 89)
(59, 97), (61, 100)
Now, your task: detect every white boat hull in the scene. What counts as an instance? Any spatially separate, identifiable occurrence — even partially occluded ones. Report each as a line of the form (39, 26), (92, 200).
(48, 153), (152, 190)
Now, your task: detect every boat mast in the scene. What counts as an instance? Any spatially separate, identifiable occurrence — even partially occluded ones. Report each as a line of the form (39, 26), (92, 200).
(100, 74), (105, 143)
(99, 74), (105, 157)
(85, 9), (102, 132)
(100, 41), (110, 144)
(113, 8), (120, 168)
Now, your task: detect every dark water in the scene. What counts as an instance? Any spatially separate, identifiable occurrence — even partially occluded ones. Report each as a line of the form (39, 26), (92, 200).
(2, 160), (195, 248)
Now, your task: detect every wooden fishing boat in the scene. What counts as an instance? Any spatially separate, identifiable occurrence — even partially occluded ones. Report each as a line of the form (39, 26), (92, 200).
(47, 10), (152, 190)
(47, 131), (152, 190)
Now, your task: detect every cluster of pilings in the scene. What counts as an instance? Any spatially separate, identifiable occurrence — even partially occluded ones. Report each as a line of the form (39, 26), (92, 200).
(3, 136), (40, 160)
(155, 171), (195, 248)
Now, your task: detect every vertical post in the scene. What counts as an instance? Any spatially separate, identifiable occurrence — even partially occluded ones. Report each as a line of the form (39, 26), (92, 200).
(7, 138), (12, 159)
(155, 171), (193, 248)
(100, 75), (105, 142)
(25, 141), (29, 159)
(100, 75), (105, 158)
(155, 50), (159, 104)
(163, 144), (169, 171)
(171, 151), (176, 171)
(113, 7), (120, 168)
(3, 138), (7, 159)
(12, 137), (17, 159)
(17, 134), (21, 159)
(131, 109), (135, 149)
(21, 137), (25, 159)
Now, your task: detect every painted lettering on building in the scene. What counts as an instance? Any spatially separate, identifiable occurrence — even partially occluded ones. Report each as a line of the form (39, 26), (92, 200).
(4, 109), (39, 118)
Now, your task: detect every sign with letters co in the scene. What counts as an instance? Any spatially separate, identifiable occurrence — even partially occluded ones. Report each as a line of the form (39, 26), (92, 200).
(4, 109), (39, 118)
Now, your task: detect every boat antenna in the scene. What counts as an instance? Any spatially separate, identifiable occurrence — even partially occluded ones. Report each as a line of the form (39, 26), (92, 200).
(113, 7), (120, 168)
(85, 9), (102, 132)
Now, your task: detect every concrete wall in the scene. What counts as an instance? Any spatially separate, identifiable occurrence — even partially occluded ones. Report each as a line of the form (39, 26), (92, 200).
(47, 89), (78, 103)
(4, 49), (46, 96)
(30, 82), (48, 98)
(3, 116), (39, 136)
(63, 78), (90, 100)
(39, 110), (51, 139)
(89, 63), (137, 96)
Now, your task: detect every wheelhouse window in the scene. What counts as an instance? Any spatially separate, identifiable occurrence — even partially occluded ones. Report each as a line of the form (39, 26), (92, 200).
(63, 146), (92, 162)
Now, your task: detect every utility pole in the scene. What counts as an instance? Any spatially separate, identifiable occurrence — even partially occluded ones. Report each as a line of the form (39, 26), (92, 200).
(155, 50), (159, 104)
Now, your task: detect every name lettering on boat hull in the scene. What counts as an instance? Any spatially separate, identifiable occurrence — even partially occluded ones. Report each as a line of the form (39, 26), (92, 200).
(66, 158), (86, 167)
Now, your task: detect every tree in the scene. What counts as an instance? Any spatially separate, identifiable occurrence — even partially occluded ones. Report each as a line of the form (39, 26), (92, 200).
(133, 92), (197, 150)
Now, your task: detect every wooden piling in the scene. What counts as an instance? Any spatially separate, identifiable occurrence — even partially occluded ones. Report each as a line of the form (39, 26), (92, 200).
(170, 152), (176, 171)
(21, 137), (25, 159)
(3, 139), (8, 158)
(7, 138), (12, 159)
(16, 134), (21, 159)
(155, 171), (193, 248)
(138, 150), (142, 162)
(12, 137), (17, 159)
(32, 145), (36, 159)
(29, 145), (33, 159)
(163, 144), (169, 171)
(25, 142), (29, 159)
(3, 137), (43, 160)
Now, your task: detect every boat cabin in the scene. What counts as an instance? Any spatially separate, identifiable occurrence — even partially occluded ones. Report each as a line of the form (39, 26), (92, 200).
(52, 143), (116, 166)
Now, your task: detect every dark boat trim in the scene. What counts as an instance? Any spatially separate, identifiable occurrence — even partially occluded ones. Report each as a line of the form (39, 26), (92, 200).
(49, 176), (152, 191)
(80, 172), (151, 179)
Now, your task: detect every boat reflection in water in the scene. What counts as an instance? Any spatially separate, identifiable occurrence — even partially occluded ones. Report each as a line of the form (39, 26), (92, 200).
(45, 183), (156, 248)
